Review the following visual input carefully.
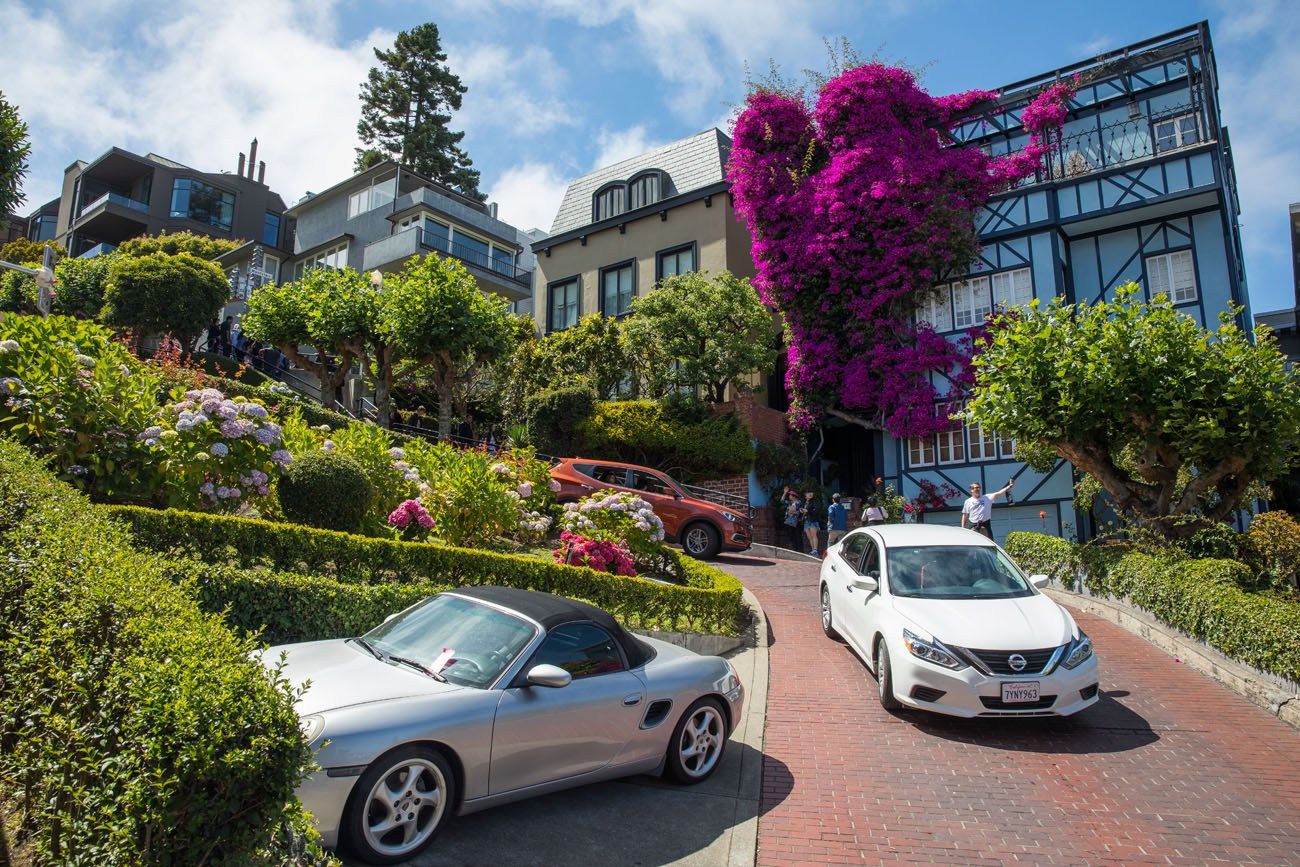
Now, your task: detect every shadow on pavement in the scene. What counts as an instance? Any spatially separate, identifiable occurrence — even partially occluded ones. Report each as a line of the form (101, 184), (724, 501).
(349, 742), (792, 867)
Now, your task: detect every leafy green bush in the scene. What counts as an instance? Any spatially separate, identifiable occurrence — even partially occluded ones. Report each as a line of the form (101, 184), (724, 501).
(754, 440), (805, 483)
(118, 229), (244, 260)
(527, 384), (596, 456)
(207, 374), (364, 431)
(577, 399), (754, 483)
(1248, 511), (1300, 590)
(278, 452), (374, 533)
(102, 251), (230, 347)
(193, 349), (272, 385)
(0, 313), (161, 501)
(108, 504), (746, 635)
(0, 439), (318, 864)
(560, 489), (669, 574)
(1004, 531), (1080, 589)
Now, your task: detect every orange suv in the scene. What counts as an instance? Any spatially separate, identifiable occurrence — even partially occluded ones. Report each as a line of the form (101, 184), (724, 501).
(549, 457), (752, 559)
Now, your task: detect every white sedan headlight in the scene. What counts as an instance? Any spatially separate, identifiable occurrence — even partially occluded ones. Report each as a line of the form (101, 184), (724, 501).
(1062, 632), (1093, 669)
(902, 628), (967, 670)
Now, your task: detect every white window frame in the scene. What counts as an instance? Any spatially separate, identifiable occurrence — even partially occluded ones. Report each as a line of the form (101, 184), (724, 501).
(1145, 249), (1198, 304)
(999, 434), (1016, 460)
(1152, 113), (1200, 153)
(968, 420), (998, 461)
(292, 242), (348, 280)
(908, 435), (936, 468)
(348, 176), (397, 219)
(916, 285), (953, 332)
(936, 403), (966, 465)
(952, 275), (992, 328)
(991, 267), (1034, 311)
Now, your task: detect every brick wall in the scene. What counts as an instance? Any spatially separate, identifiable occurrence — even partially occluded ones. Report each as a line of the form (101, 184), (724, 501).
(711, 392), (789, 445)
(694, 475), (749, 501)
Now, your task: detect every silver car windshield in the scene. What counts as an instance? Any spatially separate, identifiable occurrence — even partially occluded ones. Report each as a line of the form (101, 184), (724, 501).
(885, 545), (1033, 600)
(363, 595), (537, 688)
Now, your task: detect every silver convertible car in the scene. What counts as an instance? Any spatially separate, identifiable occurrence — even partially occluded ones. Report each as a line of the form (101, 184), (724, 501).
(270, 585), (745, 864)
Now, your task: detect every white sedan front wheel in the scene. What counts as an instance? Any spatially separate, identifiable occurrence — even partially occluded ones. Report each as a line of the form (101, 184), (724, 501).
(820, 584), (841, 640)
(875, 641), (903, 711)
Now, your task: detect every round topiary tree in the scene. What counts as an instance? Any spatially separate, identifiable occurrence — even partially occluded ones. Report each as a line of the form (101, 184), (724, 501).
(277, 452), (375, 533)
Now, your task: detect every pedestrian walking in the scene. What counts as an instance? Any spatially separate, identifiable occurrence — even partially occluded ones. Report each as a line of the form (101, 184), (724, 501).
(861, 495), (888, 526)
(826, 493), (849, 546)
(802, 491), (822, 556)
(205, 317), (221, 353)
(781, 488), (803, 551)
(960, 479), (1014, 539)
(219, 315), (234, 356)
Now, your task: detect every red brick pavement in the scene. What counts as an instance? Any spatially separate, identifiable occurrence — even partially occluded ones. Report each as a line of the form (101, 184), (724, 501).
(714, 553), (1300, 866)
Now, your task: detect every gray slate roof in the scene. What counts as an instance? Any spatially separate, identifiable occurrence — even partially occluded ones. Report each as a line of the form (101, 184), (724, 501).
(549, 128), (731, 235)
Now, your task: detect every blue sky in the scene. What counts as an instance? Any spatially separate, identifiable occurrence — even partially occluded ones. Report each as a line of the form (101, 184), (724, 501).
(4, 0), (1297, 313)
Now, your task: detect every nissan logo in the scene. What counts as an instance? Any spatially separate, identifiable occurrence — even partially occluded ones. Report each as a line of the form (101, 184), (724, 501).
(1008, 653), (1028, 672)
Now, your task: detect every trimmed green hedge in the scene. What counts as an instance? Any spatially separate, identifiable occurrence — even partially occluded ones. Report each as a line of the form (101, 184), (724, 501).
(1006, 531), (1300, 683)
(108, 505), (746, 636)
(0, 439), (321, 865)
(1005, 531), (1080, 589)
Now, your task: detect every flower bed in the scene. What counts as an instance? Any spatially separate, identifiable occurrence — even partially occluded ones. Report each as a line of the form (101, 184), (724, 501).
(108, 505), (746, 636)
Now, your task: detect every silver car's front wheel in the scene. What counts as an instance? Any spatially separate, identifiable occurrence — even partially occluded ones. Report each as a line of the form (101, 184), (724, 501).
(346, 746), (456, 865)
(665, 698), (727, 783)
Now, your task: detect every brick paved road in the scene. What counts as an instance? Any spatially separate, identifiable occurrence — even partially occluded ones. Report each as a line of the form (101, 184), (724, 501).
(714, 553), (1300, 866)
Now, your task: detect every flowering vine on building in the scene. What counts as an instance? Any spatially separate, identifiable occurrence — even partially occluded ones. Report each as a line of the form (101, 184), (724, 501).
(728, 65), (1074, 436)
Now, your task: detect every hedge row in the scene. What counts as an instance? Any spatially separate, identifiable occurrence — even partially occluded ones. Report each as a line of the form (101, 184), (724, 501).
(1007, 531), (1300, 683)
(1005, 531), (1081, 589)
(0, 439), (322, 865)
(108, 506), (746, 636)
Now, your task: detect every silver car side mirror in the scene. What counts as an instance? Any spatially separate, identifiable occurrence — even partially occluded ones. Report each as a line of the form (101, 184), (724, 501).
(526, 664), (572, 688)
(1029, 574), (1050, 589)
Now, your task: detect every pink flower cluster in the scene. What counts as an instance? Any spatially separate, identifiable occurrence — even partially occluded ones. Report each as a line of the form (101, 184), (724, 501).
(728, 64), (1073, 437)
(388, 498), (434, 530)
(904, 479), (963, 514)
(553, 530), (637, 577)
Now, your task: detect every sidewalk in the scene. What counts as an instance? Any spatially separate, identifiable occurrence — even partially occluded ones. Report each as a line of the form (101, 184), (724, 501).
(385, 587), (770, 867)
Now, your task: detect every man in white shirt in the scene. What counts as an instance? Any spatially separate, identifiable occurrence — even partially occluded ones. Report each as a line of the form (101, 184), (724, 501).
(960, 479), (1014, 539)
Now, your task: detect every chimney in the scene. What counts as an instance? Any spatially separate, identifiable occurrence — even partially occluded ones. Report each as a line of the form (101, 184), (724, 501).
(257, 161), (266, 185)
(237, 152), (246, 177)
(488, 202), (499, 219)
(248, 138), (258, 178)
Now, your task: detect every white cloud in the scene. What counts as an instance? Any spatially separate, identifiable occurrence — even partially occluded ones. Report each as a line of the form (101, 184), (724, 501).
(487, 161), (569, 233)
(3, 0), (386, 211)
(449, 43), (577, 137)
(592, 124), (664, 169)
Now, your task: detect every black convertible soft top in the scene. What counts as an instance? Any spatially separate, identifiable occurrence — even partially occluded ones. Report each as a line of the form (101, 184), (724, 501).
(449, 585), (653, 669)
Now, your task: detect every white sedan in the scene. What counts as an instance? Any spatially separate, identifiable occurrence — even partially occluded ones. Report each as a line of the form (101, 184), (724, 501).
(819, 524), (1099, 718)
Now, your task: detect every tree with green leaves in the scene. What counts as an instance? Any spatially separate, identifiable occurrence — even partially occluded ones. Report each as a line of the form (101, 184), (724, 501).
(0, 92), (29, 229)
(101, 252), (228, 350)
(118, 230), (243, 260)
(0, 238), (65, 266)
(380, 253), (523, 436)
(965, 284), (1300, 534)
(355, 23), (482, 199)
(622, 270), (778, 404)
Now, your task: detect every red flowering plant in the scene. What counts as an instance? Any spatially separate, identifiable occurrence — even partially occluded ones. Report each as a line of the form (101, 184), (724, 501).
(728, 65), (1074, 438)
(552, 530), (637, 577)
(903, 479), (962, 516)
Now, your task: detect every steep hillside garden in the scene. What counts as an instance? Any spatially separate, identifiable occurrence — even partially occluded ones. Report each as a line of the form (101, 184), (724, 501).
(728, 64), (1073, 435)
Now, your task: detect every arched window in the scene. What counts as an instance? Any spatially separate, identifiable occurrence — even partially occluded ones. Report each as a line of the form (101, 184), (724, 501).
(593, 183), (626, 222)
(628, 171), (663, 209)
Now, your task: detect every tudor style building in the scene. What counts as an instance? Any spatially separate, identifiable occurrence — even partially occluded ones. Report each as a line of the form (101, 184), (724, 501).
(873, 21), (1250, 541)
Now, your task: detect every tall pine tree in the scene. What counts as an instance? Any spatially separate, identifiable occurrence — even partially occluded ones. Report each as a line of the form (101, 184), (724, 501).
(355, 23), (483, 200)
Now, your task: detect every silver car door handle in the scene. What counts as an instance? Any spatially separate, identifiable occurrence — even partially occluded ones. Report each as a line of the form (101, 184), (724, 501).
(623, 694), (643, 706)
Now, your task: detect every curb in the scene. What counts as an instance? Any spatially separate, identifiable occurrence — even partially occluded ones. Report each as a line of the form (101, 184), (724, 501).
(746, 542), (820, 563)
(724, 586), (767, 867)
(1044, 587), (1300, 732)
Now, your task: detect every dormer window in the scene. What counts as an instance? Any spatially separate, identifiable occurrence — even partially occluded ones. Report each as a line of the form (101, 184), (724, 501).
(594, 184), (626, 221)
(592, 170), (669, 222)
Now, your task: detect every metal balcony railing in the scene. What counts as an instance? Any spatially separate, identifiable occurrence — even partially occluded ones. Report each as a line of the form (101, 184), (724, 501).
(678, 482), (754, 519)
(418, 229), (532, 286)
(78, 192), (150, 217)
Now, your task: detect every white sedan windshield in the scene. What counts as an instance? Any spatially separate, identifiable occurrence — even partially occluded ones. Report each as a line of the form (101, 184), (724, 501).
(364, 595), (537, 688)
(885, 545), (1033, 600)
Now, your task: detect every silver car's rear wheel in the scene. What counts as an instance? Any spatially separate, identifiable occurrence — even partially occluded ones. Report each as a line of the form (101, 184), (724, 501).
(665, 698), (727, 783)
(346, 746), (455, 864)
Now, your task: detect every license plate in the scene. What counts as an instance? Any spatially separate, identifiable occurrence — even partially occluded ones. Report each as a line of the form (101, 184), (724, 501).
(1001, 681), (1040, 703)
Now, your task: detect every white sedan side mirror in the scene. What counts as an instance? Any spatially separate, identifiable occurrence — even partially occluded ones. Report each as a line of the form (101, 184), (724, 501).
(852, 575), (878, 592)
(526, 664), (572, 688)
(1029, 574), (1050, 589)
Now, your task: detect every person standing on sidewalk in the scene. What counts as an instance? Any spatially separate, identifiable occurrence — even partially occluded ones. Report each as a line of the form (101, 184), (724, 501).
(861, 495), (888, 526)
(960, 479), (1014, 539)
(826, 493), (849, 547)
(802, 491), (822, 556)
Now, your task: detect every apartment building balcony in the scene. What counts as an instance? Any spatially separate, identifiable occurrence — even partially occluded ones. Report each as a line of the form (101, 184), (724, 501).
(362, 226), (532, 302)
(71, 191), (152, 244)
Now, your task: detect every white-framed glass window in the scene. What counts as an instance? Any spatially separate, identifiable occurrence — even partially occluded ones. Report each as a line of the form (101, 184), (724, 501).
(292, 242), (348, 280)
(937, 403), (966, 465)
(991, 267), (1033, 311)
(548, 278), (580, 333)
(257, 253), (279, 284)
(1146, 249), (1198, 303)
(347, 176), (397, 218)
(952, 275), (992, 328)
(600, 263), (635, 317)
(656, 243), (695, 280)
(908, 435), (936, 468)
(917, 285), (953, 332)
(1153, 113), (1200, 153)
(999, 433), (1016, 460)
(968, 420), (998, 461)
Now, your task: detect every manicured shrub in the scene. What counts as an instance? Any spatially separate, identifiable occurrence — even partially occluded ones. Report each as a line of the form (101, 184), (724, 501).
(1248, 510), (1300, 590)
(1005, 531), (1080, 589)
(560, 488), (668, 574)
(526, 383), (596, 456)
(553, 531), (638, 576)
(108, 504), (746, 635)
(278, 451), (374, 533)
(102, 251), (230, 348)
(0, 439), (318, 864)
(193, 349), (272, 385)
(577, 399), (754, 483)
